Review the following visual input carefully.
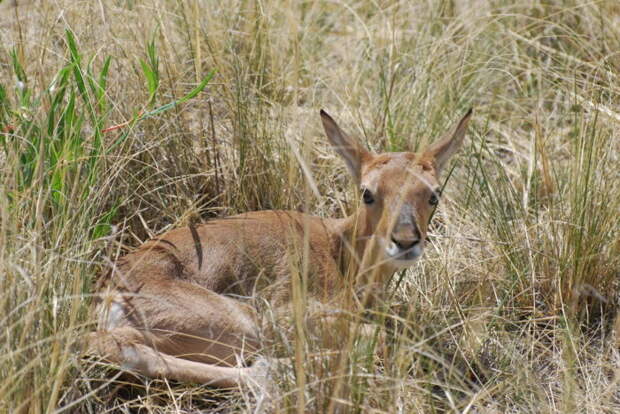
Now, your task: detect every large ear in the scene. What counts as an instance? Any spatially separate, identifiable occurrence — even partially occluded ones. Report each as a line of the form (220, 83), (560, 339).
(320, 109), (372, 183)
(425, 108), (473, 173)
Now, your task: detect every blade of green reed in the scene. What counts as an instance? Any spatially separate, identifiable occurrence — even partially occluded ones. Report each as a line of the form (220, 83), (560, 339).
(106, 69), (216, 153)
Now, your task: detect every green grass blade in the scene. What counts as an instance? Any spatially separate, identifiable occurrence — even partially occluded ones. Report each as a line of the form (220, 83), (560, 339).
(105, 70), (215, 153)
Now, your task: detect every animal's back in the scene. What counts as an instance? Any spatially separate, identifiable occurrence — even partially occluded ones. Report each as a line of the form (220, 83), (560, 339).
(105, 210), (343, 306)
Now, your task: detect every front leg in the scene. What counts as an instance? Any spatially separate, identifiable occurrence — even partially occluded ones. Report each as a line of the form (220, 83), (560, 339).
(263, 300), (387, 354)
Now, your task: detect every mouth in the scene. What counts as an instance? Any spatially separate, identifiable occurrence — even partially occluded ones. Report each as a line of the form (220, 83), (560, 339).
(384, 240), (424, 267)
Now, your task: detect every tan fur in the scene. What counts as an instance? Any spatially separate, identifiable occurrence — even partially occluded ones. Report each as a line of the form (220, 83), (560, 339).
(90, 109), (472, 388)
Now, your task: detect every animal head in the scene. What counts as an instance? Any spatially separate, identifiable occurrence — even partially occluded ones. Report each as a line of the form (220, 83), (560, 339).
(320, 108), (472, 268)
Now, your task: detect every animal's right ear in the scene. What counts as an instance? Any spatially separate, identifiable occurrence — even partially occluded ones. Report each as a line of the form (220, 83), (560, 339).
(320, 110), (371, 183)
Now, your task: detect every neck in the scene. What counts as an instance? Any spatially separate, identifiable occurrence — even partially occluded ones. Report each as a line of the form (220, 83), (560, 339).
(328, 209), (396, 308)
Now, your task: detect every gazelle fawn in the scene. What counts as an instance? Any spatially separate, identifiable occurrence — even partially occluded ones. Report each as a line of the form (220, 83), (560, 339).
(91, 108), (473, 388)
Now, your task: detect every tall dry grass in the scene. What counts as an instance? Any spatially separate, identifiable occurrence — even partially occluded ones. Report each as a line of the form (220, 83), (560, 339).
(0, 0), (619, 412)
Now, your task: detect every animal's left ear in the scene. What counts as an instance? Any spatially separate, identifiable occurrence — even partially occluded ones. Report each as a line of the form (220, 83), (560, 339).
(425, 108), (473, 173)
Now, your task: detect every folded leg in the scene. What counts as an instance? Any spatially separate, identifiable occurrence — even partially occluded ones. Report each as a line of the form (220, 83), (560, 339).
(91, 278), (264, 386)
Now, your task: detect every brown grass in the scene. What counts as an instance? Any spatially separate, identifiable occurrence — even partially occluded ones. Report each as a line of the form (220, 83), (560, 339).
(0, 0), (619, 412)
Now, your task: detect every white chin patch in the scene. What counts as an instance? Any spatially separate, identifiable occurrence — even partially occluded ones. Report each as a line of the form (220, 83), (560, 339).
(385, 242), (423, 268)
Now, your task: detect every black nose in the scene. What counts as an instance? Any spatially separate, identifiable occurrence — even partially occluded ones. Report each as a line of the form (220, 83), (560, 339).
(391, 236), (420, 250)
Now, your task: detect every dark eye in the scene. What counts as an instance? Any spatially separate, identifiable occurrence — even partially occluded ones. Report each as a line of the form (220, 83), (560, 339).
(430, 190), (441, 206)
(362, 188), (375, 204)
